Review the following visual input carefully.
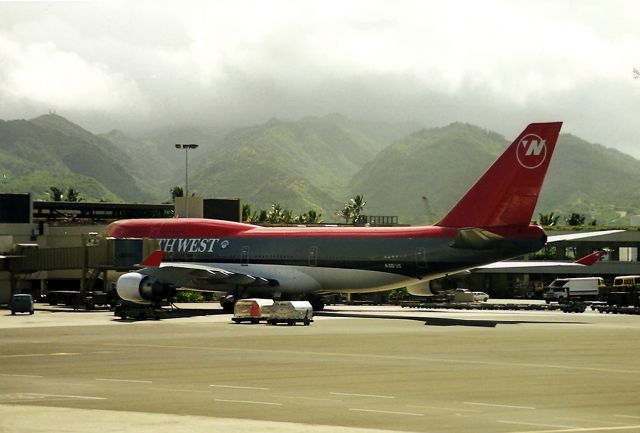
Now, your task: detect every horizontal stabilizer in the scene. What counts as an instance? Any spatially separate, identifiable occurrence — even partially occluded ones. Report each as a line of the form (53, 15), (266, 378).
(574, 250), (606, 266)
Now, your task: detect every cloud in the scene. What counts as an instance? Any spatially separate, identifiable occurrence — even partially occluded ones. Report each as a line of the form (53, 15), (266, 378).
(0, 36), (146, 114)
(0, 0), (639, 155)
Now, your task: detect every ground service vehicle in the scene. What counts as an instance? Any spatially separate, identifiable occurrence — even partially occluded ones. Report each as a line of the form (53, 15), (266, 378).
(232, 298), (274, 323)
(543, 277), (603, 303)
(10, 294), (34, 315)
(267, 301), (313, 326)
(613, 275), (640, 288)
(473, 291), (490, 302)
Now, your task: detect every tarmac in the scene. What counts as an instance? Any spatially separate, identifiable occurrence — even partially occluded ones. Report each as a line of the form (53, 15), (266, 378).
(1, 302), (639, 433)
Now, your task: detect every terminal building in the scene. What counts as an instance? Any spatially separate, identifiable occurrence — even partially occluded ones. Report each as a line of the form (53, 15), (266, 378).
(1, 193), (640, 304)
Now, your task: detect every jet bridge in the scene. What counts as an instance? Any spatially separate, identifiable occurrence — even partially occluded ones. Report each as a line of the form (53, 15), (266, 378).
(3, 237), (159, 307)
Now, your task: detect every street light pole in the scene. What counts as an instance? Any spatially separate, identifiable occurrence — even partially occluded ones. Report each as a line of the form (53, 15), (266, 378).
(175, 143), (199, 217)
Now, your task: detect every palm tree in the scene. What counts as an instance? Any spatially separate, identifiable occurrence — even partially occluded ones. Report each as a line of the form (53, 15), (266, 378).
(537, 212), (560, 226)
(66, 188), (81, 202)
(336, 194), (367, 225)
(350, 195), (366, 225)
(49, 186), (63, 201)
(170, 186), (184, 202)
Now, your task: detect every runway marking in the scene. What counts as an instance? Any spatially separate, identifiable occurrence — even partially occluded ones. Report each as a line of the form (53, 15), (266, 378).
(330, 392), (395, 399)
(0, 393), (106, 402)
(214, 398), (282, 406)
(149, 387), (211, 394)
(274, 395), (343, 403)
(505, 425), (640, 433)
(210, 384), (269, 391)
(96, 378), (153, 384)
(464, 401), (536, 410)
(104, 343), (640, 375)
(498, 420), (581, 429)
(350, 408), (424, 417)
(0, 374), (44, 378)
(0, 352), (79, 359)
(407, 404), (481, 413)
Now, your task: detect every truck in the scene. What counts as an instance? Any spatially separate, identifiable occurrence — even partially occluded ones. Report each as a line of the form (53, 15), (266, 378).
(543, 277), (604, 303)
(232, 298), (274, 323)
(266, 300), (313, 326)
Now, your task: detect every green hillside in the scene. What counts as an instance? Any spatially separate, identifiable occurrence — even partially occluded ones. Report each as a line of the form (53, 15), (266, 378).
(349, 123), (506, 224)
(99, 129), (176, 200)
(348, 124), (640, 225)
(539, 134), (640, 224)
(2, 113), (639, 226)
(190, 115), (418, 215)
(0, 114), (153, 202)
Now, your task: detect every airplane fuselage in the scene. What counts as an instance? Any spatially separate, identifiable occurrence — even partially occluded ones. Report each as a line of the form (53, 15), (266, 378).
(108, 218), (547, 296)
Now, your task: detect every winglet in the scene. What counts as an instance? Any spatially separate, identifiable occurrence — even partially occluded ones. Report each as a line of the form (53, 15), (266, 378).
(436, 122), (563, 228)
(574, 250), (606, 266)
(141, 250), (163, 267)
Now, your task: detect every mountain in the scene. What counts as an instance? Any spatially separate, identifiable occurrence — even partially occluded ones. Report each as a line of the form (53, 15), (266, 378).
(99, 129), (176, 199)
(349, 123), (506, 224)
(539, 134), (640, 224)
(189, 114), (420, 215)
(0, 114), (153, 202)
(348, 123), (640, 225)
(3, 113), (640, 226)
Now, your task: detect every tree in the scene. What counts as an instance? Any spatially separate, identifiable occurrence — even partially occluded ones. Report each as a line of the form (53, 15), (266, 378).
(350, 195), (366, 224)
(336, 194), (367, 225)
(49, 186), (63, 201)
(66, 188), (81, 202)
(170, 186), (184, 202)
(565, 212), (586, 226)
(537, 212), (560, 226)
(242, 204), (252, 222)
(295, 209), (323, 224)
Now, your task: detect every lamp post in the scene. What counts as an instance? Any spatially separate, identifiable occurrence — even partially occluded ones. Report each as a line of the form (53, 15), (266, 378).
(175, 143), (199, 217)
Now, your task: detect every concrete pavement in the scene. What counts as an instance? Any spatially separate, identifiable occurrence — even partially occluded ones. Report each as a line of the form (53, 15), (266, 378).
(0, 304), (639, 432)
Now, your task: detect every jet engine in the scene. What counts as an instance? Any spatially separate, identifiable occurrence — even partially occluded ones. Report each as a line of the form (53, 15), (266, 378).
(406, 281), (433, 296)
(116, 272), (175, 304)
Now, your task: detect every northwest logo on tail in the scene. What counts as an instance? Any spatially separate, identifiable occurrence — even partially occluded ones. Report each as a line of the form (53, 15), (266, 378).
(516, 133), (547, 169)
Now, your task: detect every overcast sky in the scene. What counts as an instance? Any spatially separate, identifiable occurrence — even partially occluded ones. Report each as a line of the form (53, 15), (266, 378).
(1, 0), (639, 155)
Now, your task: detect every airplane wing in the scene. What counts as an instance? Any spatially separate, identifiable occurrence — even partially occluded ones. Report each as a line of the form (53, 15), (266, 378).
(473, 250), (606, 272)
(141, 263), (273, 290)
(546, 229), (624, 243)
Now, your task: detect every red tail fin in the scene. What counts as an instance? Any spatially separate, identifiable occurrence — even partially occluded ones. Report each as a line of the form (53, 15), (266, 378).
(141, 250), (163, 267)
(574, 250), (606, 266)
(435, 122), (562, 228)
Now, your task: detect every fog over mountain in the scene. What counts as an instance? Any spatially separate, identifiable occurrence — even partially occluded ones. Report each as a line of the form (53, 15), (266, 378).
(1, 1), (639, 156)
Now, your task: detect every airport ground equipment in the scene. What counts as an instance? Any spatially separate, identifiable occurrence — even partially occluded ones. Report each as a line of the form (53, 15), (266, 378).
(232, 298), (274, 323)
(10, 294), (34, 315)
(266, 300), (313, 326)
(47, 290), (113, 310)
(400, 300), (587, 313)
(543, 277), (603, 303)
(114, 301), (164, 320)
(591, 287), (640, 314)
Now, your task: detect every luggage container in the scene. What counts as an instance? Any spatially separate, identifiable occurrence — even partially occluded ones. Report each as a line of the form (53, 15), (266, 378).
(232, 298), (274, 323)
(267, 300), (313, 326)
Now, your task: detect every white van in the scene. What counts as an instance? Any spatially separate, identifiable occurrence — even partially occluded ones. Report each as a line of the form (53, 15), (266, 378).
(543, 277), (604, 303)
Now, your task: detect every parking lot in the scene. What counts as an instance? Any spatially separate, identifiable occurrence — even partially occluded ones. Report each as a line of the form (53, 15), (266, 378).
(1, 304), (639, 433)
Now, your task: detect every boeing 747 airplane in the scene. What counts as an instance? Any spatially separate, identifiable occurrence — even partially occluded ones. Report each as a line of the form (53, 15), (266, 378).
(107, 122), (612, 311)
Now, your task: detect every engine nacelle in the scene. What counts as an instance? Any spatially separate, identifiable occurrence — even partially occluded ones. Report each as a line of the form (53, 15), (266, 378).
(406, 281), (433, 296)
(116, 272), (174, 304)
